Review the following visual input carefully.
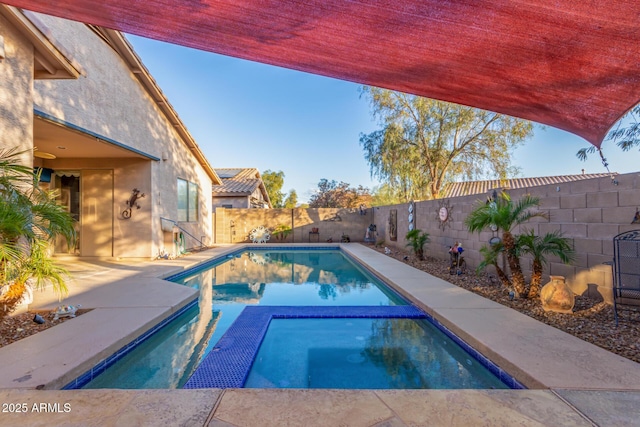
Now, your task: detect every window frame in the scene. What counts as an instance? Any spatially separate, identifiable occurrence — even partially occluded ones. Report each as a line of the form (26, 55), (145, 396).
(177, 178), (199, 222)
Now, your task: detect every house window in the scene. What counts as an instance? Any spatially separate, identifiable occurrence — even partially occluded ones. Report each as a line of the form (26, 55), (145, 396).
(178, 178), (198, 222)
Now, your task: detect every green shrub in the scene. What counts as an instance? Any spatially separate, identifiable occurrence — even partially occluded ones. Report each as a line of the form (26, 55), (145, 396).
(405, 229), (430, 260)
(272, 224), (292, 241)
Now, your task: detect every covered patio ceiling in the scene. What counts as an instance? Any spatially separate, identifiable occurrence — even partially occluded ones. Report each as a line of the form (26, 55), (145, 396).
(6, 0), (640, 148)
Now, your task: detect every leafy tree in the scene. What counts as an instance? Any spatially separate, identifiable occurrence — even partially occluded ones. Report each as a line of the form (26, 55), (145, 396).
(262, 170), (285, 208)
(517, 230), (575, 298)
(465, 192), (547, 297)
(359, 87), (533, 200)
(0, 149), (76, 318)
(371, 183), (407, 207)
(308, 179), (371, 208)
(405, 229), (430, 260)
(577, 105), (640, 161)
(283, 189), (298, 208)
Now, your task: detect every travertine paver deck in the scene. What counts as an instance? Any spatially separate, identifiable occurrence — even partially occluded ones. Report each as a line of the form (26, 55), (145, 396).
(2, 388), (640, 426)
(0, 389), (219, 426)
(0, 243), (638, 426)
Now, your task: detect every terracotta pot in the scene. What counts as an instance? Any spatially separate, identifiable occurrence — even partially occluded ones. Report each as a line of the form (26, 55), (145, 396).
(540, 275), (574, 314)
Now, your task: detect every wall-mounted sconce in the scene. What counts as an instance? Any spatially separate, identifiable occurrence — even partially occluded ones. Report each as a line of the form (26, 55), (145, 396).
(0, 36), (5, 60)
(161, 152), (168, 161)
(122, 188), (145, 219)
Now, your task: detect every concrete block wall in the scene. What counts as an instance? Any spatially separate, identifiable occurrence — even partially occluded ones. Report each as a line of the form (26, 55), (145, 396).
(214, 208), (374, 244)
(211, 172), (640, 303)
(373, 172), (640, 303)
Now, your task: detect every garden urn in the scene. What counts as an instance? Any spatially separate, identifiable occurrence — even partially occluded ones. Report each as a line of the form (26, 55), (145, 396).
(540, 275), (574, 314)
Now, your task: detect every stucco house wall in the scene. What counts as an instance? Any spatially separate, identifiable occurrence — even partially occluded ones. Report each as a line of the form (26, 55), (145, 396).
(0, 12), (215, 259)
(0, 12), (33, 165)
(212, 196), (250, 209)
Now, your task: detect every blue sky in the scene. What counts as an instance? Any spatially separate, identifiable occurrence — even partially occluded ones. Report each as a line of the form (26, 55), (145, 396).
(128, 35), (639, 203)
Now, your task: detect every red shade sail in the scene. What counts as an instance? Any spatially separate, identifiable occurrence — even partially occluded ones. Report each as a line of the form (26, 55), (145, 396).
(6, 0), (640, 147)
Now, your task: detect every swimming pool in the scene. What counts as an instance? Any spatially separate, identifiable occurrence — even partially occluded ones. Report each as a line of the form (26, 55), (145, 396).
(74, 248), (521, 390)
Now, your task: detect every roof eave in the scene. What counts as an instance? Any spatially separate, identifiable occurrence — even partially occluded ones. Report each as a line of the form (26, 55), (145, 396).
(1, 6), (81, 79)
(92, 27), (222, 185)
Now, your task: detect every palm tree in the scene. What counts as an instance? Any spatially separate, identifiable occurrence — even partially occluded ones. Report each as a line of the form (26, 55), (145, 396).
(477, 243), (511, 289)
(0, 149), (76, 318)
(517, 229), (575, 298)
(465, 191), (547, 297)
(405, 229), (430, 260)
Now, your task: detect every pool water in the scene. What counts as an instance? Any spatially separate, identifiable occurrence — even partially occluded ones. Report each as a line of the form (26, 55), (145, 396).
(84, 304), (217, 389)
(245, 318), (508, 389)
(82, 249), (404, 389)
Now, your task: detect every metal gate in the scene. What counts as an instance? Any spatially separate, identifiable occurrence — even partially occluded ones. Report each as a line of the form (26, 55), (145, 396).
(612, 230), (640, 325)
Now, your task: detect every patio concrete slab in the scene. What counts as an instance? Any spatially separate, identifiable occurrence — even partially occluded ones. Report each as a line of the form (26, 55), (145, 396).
(31, 247), (236, 310)
(370, 417), (408, 427)
(374, 389), (591, 427)
(343, 245), (505, 310)
(0, 247), (241, 392)
(211, 389), (394, 427)
(397, 285), (508, 313)
(0, 388), (623, 427)
(554, 390), (640, 427)
(0, 389), (220, 427)
(33, 277), (197, 311)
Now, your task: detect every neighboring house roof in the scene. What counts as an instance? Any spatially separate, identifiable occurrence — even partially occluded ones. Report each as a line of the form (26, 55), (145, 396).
(87, 26), (222, 185)
(440, 173), (614, 199)
(212, 168), (272, 208)
(1, 6), (81, 79)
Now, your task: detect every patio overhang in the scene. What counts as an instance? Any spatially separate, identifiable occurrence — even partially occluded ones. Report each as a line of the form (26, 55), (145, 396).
(34, 110), (161, 161)
(5, 1), (640, 147)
